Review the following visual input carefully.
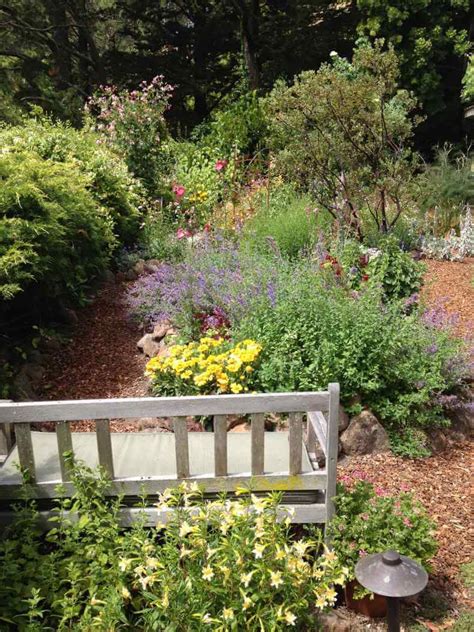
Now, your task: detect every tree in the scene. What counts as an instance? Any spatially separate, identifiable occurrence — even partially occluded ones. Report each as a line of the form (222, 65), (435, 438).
(266, 43), (420, 239)
(356, 0), (472, 145)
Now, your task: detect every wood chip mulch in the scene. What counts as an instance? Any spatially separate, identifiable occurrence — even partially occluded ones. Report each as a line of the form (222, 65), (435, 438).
(339, 443), (474, 609)
(421, 257), (474, 340)
(41, 280), (149, 431)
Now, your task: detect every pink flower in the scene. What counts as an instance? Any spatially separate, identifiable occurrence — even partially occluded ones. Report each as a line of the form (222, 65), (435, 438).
(360, 513), (369, 521)
(359, 550), (367, 557)
(173, 184), (186, 198)
(176, 228), (192, 240)
(403, 517), (412, 528)
(215, 159), (228, 172)
(203, 223), (211, 233)
(400, 483), (410, 492)
(375, 486), (386, 496)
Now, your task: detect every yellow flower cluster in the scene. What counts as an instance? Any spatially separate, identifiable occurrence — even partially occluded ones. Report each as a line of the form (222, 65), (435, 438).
(146, 336), (262, 394)
(188, 189), (209, 203)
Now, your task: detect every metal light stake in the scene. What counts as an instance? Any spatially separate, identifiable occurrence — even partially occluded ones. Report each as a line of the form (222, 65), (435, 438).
(355, 550), (428, 632)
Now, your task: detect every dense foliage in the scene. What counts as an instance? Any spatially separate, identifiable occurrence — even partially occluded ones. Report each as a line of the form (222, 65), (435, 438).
(329, 475), (438, 584)
(0, 464), (347, 630)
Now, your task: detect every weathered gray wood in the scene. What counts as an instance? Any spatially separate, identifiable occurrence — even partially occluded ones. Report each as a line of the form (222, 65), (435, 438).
(0, 502), (328, 530)
(251, 413), (265, 475)
(0, 470), (326, 499)
(307, 411), (327, 456)
(289, 413), (303, 475)
(56, 421), (73, 482)
(173, 417), (190, 478)
(15, 424), (36, 482)
(325, 383), (340, 535)
(96, 419), (114, 478)
(214, 415), (227, 476)
(0, 392), (330, 423)
(0, 400), (13, 456)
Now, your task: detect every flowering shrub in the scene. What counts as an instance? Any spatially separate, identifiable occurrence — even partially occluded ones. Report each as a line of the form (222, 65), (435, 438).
(0, 464), (348, 630)
(328, 476), (438, 590)
(126, 236), (283, 338)
(85, 76), (174, 193)
(421, 207), (474, 261)
(146, 337), (262, 395)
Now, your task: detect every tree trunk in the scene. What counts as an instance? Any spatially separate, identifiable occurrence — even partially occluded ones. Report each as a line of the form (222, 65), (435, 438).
(235, 0), (260, 90)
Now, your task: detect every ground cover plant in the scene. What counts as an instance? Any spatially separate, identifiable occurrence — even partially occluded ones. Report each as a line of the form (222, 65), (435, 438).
(0, 463), (348, 631)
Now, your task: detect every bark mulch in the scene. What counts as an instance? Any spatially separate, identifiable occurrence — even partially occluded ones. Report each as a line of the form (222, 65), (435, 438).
(42, 279), (149, 431)
(339, 443), (474, 610)
(421, 257), (474, 340)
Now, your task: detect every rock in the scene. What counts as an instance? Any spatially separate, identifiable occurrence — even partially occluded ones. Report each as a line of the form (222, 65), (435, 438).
(447, 401), (474, 437)
(227, 415), (248, 431)
(144, 259), (161, 273)
(229, 421), (251, 432)
(12, 369), (37, 401)
(63, 307), (78, 325)
(137, 334), (162, 357)
(317, 610), (354, 632)
(115, 271), (126, 282)
(340, 410), (390, 456)
(124, 269), (138, 282)
(338, 408), (350, 433)
(102, 269), (115, 283)
(133, 259), (146, 275)
(137, 417), (171, 432)
(152, 319), (172, 341)
(428, 429), (448, 453)
(41, 337), (62, 353)
(22, 363), (45, 388)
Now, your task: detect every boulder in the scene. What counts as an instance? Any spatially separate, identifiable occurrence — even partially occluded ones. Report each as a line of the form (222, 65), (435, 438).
(152, 319), (173, 341)
(447, 401), (474, 437)
(12, 369), (37, 401)
(338, 408), (350, 433)
(428, 429), (448, 453)
(133, 259), (146, 275)
(340, 410), (390, 456)
(137, 334), (162, 357)
(124, 269), (138, 282)
(144, 259), (161, 273)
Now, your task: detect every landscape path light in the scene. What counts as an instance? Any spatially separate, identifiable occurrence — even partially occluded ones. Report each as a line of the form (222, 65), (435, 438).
(355, 549), (428, 632)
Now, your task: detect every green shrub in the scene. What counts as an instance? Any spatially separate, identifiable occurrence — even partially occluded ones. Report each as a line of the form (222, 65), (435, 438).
(329, 477), (438, 587)
(338, 236), (424, 301)
(241, 184), (332, 259)
(234, 273), (467, 436)
(0, 115), (143, 245)
(0, 151), (115, 303)
(0, 464), (347, 630)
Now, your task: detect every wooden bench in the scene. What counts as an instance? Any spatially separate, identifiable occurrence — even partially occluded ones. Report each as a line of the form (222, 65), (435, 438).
(0, 385), (339, 531)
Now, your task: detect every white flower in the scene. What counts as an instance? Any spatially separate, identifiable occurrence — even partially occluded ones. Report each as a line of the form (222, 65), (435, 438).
(223, 607), (234, 621)
(285, 610), (297, 626)
(119, 558), (131, 572)
(240, 571), (254, 587)
(270, 571), (283, 588)
(253, 543), (265, 559)
(243, 595), (252, 610)
(202, 565), (214, 581)
(179, 521), (193, 537)
(329, 50), (338, 57)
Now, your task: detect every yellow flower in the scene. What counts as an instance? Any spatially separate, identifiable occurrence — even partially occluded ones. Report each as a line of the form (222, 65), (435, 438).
(119, 558), (131, 572)
(179, 521), (193, 538)
(230, 382), (243, 393)
(121, 586), (131, 600)
(315, 594), (328, 609)
(275, 547), (285, 561)
(270, 571), (283, 588)
(145, 557), (160, 569)
(202, 565), (214, 581)
(253, 543), (265, 559)
(242, 595), (252, 610)
(223, 607), (234, 621)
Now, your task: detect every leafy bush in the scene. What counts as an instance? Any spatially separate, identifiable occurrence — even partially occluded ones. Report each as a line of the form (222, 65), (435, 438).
(241, 184), (332, 259)
(0, 464), (348, 630)
(339, 236), (424, 300)
(265, 42), (419, 240)
(416, 147), (474, 237)
(0, 115), (142, 245)
(234, 273), (467, 434)
(329, 476), (438, 587)
(146, 336), (262, 395)
(0, 151), (116, 302)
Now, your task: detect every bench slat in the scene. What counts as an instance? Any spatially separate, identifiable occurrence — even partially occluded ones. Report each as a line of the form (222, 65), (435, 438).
(251, 413), (265, 475)
(0, 392), (330, 423)
(289, 413), (303, 475)
(173, 417), (190, 478)
(15, 423), (36, 482)
(307, 411), (327, 457)
(96, 419), (114, 478)
(56, 421), (73, 482)
(214, 415), (227, 477)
